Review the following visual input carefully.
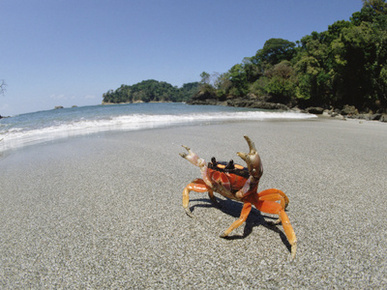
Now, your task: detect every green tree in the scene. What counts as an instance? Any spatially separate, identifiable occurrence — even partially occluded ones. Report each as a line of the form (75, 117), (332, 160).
(242, 57), (262, 83)
(195, 71), (216, 99)
(351, 0), (387, 24)
(213, 72), (232, 98)
(252, 38), (296, 68)
(261, 61), (297, 104)
(200, 71), (211, 85)
(294, 31), (335, 106)
(228, 64), (248, 97)
(174, 82), (199, 102)
(331, 1), (387, 110)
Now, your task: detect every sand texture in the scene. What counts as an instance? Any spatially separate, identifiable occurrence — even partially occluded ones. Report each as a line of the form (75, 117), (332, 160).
(1, 119), (386, 288)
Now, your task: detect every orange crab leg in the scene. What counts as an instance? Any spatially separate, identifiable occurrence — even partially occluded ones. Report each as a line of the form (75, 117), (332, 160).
(220, 202), (252, 238)
(258, 188), (289, 209)
(182, 178), (214, 217)
(255, 200), (297, 259)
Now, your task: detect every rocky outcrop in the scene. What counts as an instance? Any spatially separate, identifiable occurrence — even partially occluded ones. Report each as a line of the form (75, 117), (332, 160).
(319, 106), (387, 122)
(226, 98), (290, 110)
(188, 91), (291, 111)
(305, 107), (325, 114)
(188, 91), (387, 123)
(380, 114), (387, 122)
(188, 99), (221, 106)
(188, 96), (290, 111)
(340, 105), (359, 116)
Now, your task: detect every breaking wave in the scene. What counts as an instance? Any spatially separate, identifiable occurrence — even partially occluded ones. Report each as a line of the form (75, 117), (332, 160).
(0, 104), (316, 152)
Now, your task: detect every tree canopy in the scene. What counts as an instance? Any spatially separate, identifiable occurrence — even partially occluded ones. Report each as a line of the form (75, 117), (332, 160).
(193, 0), (387, 112)
(102, 79), (199, 104)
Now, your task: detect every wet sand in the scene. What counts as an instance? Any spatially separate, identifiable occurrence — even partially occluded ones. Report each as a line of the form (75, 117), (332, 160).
(0, 118), (386, 288)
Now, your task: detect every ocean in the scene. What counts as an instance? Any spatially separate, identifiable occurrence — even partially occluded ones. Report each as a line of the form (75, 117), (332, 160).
(0, 102), (316, 153)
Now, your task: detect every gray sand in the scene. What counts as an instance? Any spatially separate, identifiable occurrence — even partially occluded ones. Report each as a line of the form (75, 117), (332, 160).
(1, 118), (386, 288)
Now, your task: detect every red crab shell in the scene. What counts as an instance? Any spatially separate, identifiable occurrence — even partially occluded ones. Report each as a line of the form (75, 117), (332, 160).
(207, 158), (250, 193)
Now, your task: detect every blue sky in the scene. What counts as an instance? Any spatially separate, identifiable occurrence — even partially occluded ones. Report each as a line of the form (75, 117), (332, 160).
(1, 0), (363, 116)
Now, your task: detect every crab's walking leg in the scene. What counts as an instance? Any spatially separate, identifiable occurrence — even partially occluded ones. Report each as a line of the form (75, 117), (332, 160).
(258, 188), (290, 225)
(207, 190), (218, 206)
(182, 179), (212, 218)
(258, 188), (289, 209)
(256, 200), (297, 259)
(220, 202), (252, 238)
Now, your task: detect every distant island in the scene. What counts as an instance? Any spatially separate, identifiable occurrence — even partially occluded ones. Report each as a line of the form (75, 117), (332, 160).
(102, 80), (199, 104)
(102, 1), (386, 120)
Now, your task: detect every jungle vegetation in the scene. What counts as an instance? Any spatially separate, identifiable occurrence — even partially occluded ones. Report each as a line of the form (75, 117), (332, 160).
(102, 79), (199, 103)
(103, 1), (387, 112)
(195, 0), (387, 112)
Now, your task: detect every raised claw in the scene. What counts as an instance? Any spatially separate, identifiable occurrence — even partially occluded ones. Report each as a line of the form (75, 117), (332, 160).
(237, 136), (263, 179)
(180, 145), (205, 168)
(179, 145), (190, 158)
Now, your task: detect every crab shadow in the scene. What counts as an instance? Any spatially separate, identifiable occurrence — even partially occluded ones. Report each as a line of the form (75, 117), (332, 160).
(189, 197), (292, 254)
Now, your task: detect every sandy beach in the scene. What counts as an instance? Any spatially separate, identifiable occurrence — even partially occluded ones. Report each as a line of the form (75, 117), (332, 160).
(0, 118), (386, 288)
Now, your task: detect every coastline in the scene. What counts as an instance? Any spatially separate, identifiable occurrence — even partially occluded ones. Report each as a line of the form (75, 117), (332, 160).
(188, 98), (387, 123)
(1, 118), (386, 288)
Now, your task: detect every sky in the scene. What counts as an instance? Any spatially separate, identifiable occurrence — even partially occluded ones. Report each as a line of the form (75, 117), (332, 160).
(1, 0), (363, 116)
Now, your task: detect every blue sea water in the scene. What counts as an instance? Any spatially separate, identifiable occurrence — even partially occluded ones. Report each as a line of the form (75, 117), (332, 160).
(0, 103), (316, 152)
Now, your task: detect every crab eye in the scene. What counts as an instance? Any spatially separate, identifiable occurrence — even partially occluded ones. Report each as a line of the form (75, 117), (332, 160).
(225, 160), (234, 169)
(235, 164), (244, 170)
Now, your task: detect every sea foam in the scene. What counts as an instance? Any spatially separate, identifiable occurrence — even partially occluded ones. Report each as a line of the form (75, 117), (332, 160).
(0, 105), (316, 152)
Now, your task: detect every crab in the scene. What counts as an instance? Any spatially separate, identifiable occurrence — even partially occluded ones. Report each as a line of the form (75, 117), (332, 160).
(180, 136), (297, 259)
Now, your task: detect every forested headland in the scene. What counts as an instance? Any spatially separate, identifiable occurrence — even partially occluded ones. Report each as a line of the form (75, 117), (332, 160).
(103, 1), (387, 116)
(102, 80), (199, 104)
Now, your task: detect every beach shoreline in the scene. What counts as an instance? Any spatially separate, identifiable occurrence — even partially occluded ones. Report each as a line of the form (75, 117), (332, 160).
(1, 118), (386, 288)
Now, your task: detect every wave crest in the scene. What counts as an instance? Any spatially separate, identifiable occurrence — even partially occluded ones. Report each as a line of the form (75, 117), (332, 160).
(0, 110), (316, 152)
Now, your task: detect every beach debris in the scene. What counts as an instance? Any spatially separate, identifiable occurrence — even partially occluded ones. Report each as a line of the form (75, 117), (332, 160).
(180, 136), (297, 259)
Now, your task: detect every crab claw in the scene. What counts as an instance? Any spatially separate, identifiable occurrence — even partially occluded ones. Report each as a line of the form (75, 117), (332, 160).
(237, 136), (263, 179)
(180, 145), (206, 168)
